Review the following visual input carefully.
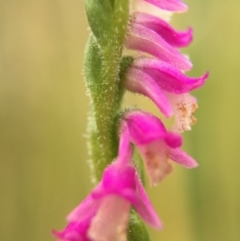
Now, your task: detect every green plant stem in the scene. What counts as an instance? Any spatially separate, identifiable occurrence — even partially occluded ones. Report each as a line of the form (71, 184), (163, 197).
(84, 0), (130, 182)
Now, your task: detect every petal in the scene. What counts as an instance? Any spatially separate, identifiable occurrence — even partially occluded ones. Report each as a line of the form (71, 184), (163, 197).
(92, 181), (138, 206)
(135, 1), (173, 21)
(67, 187), (101, 222)
(53, 220), (91, 241)
(133, 58), (209, 94)
(125, 67), (173, 118)
(118, 125), (133, 165)
(88, 195), (131, 241)
(124, 110), (168, 144)
(133, 12), (193, 47)
(164, 131), (182, 148)
(101, 162), (137, 192)
(138, 140), (173, 185)
(143, 0), (188, 12)
(91, 162), (138, 204)
(126, 23), (192, 71)
(134, 173), (162, 228)
(169, 147), (198, 168)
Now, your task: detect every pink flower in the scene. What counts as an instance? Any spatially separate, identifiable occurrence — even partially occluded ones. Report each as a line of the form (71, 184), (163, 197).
(124, 58), (208, 131)
(53, 135), (161, 241)
(121, 110), (198, 185)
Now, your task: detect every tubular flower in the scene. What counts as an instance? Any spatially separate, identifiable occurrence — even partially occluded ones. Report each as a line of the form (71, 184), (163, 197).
(53, 135), (161, 241)
(123, 58), (208, 131)
(121, 110), (198, 185)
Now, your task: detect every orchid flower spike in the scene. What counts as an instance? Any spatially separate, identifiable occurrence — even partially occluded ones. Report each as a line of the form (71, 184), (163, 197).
(53, 134), (161, 241)
(121, 110), (198, 185)
(53, 0), (208, 240)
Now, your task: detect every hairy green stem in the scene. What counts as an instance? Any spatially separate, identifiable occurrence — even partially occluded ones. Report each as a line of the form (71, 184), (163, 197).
(84, 0), (130, 182)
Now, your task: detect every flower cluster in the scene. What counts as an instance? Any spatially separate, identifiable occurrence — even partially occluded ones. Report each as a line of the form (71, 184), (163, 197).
(53, 0), (208, 241)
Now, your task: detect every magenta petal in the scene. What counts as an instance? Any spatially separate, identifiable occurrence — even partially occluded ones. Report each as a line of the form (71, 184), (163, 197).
(126, 23), (192, 71)
(133, 58), (209, 93)
(52, 220), (91, 241)
(125, 67), (173, 118)
(164, 131), (182, 148)
(133, 12), (193, 47)
(125, 111), (168, 144)
(143, 0), (188, 12)
(67, 187), (101, 222)
(169, 147), (198, 168)
(101, 162), (136, 192)
(134, 173), (162, 228)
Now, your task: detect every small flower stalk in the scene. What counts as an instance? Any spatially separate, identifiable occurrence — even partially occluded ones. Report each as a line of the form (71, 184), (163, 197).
(53, 0), (208, 241)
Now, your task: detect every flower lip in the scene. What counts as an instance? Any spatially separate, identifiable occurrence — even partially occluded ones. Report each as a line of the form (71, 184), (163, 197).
(132, 12), (193, 47)
(164, 131), (182, 148)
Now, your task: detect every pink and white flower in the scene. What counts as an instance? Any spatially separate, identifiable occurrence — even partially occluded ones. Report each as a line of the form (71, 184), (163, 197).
(121, 110), (198, 185)
(124, 58), (208, 131)
(53, 133), (161, 241)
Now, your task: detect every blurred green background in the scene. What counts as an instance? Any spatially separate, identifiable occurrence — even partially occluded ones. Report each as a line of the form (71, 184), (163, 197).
(1, 0), (240, 241)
